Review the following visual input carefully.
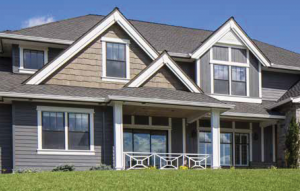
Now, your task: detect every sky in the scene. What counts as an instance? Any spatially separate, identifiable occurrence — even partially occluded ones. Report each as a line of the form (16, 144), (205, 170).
(1, 0), (299, 53)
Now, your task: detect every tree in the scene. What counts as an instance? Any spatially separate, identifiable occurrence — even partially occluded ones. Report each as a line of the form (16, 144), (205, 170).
(285, 117), (300, 168)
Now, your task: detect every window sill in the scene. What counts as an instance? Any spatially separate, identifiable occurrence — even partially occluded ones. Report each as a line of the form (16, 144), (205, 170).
(102, 76), (130, 83)
(37, 149), (95, 156)
(18, 68), (38, 74)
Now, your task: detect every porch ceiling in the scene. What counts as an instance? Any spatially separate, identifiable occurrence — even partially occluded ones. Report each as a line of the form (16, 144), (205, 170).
(123, 105), (208, 118)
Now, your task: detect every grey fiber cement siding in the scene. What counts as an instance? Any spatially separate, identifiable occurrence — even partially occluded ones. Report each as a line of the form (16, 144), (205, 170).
(12, 101), (113, 171)
(0, 104), (13, 173)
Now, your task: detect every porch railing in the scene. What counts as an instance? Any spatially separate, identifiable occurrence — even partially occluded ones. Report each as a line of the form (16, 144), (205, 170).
(123, 152), (210, 170)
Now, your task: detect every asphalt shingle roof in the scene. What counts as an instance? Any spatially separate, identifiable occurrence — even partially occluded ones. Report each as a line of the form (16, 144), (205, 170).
(4, 14), (300, 67)
(278, 80), (300, 102)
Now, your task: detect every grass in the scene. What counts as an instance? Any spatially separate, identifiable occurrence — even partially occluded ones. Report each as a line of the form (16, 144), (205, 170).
(0, 169), (300, 191)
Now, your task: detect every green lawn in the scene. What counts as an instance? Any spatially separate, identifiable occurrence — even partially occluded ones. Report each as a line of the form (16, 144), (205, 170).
(0, 169), (300, 191)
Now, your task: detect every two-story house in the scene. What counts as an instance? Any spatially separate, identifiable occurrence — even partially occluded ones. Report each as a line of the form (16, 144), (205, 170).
(0, 8), (299, 172)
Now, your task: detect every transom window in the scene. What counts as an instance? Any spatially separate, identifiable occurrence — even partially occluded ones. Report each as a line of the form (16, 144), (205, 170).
(37, 107), (94, 155)
(101, 37), (130, 82)
(19, 46), (48, 73)
(211, 46), (249, 96)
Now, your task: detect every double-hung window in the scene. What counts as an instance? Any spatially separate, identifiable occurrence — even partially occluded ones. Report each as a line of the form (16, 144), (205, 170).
(211, 46), (249, 96)
(37, 106), (94, 155)
(19, 46), (48, 73)
(101, 37), (130, 82)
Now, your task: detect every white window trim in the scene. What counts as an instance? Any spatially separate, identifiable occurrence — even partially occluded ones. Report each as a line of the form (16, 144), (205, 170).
(101, 37), (130, 83)
(19, 46), (48, 74)
(37, 106), (95, 156)
(210, 46), (250, 97)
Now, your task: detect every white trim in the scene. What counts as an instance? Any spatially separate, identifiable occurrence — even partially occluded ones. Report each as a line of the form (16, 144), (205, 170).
(108, 95), (235, 109)
(168, 118), (172, 153)
(113, 102), (124, 170)
(0, 33), (73, 45)
(270, 63), (300, 71)
(272, 124), (276, 163)
(37, 150), (95, 155)
(191, 19), (271, 67)
(261, 126), (264, 162)
(211, 95), (262, 103)
(211, 109), (221, 169)
(182, 118), (186, 153)
(259, 62), (262, 98)
(249, 123), (253, 162)
(196, 59), (200, 87)
(127, 52), (201, 93)
(101, 37), (131, 81)
(210, 60), (249, 67)
(124, 124), (171, 130)
(222, 112), (285, 119)
(246, 67), (250, 97)
(19, 46), (48, 73)
(26, 9), (159, 85)
(36, 106), (95, 155)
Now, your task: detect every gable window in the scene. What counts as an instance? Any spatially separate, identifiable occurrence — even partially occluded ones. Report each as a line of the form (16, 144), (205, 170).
(19, 46), (48, 74)
(101, 37), (130, 82)
(37, 106), (95, 155)
(211, 45), (249, 97)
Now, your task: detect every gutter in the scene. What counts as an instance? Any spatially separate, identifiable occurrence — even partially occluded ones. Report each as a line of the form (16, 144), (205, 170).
(0, 33), (74, 45)
(270, 63), (300, 72)
(107, 95), (235, 109)
(222, 112), (285, 119)
(267, 96), (300, 110)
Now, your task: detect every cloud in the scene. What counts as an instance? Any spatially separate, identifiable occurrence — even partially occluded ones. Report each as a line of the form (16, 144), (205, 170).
(22, 16), (55, 28)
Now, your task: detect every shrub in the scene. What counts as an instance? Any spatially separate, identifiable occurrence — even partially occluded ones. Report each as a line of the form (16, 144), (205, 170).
(270, 165), (277, 170)
(285, 117), (300, 168)
(90, 164), (112, 171)
(147, 166), (157, 170)
(230, 166), (235, 170)
(16, 168), (39, 174)
(52, 165), (75, 172)
(179, 166), (188, 170)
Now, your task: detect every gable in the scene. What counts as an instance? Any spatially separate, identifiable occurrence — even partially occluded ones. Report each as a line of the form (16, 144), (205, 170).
(191, 17), (271, 67)
(44, 23), (152, 89)
(26, 8), (159, 85)
(141, 65), (189, 91)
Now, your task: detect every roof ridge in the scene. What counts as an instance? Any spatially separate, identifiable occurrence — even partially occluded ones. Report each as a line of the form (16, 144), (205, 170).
(11, 14), (95, 33)
(89, 13), (214, 33)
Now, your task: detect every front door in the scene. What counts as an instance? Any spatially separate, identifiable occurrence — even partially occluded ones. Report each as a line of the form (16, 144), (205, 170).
(235, 133), (249, 166)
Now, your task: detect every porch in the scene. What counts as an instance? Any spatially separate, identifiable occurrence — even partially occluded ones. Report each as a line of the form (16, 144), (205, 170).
(112, 100), (280, 170)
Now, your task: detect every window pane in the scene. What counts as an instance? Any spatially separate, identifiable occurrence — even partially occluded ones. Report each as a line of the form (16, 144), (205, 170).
(42, 112), (65, 149)
(232, 67), (246, 82)
(213, 46), (229, 61)
(221, 133), (232, 144)
(232, 81), (246, 96)
(214, 79), (229, 94)
(107, 43), (113, 60)
(106, 60), (126, 78)
(118, 44), (125, 61)
(214, 65), (228, 80)
(68, 113), (90, 150)
(133, 132), (150, 152)
(124, 131), (133, 152)
(23, 49), (44, 69)
(232, 48), (247, 63)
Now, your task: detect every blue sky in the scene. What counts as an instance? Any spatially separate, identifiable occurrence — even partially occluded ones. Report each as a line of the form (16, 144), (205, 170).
(1, 0), (299, 53)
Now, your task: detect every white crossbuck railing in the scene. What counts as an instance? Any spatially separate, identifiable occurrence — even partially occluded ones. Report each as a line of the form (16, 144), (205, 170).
(123, 152), (210, 170)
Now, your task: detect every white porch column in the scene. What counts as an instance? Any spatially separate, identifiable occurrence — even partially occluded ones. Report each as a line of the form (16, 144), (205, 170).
(113, 102), (124, 170)
(211, 109), (221, 169)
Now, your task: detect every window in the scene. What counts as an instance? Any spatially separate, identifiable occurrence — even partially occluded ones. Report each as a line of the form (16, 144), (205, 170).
(37, 106), (94, 155)
(235, 133), (249, 166)
(199, 132), (212, 164)
(42, 112), (65, 149)
(102, 37), (130, 82)
(19, 46), (48, 73)
(211, 45), (249, 96)
(68, 113), (90, 150)
(214, 65), (229, 94)
(231, 66), (246, 96)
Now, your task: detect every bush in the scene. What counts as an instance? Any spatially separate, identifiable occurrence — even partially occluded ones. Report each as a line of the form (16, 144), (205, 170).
(90, 164), (112, 171)
(285, 117), (300, 168)
(270, 165), (277, 170)
(230, 166), (235, 170)
(179, 166), (188, 170)
(147, 166), (157, 170)
(16, 168), (39, 174)
(52, 165), (75, 172)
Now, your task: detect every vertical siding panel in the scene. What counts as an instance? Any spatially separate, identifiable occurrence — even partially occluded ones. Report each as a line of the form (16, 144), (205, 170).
(12, 44), (19, 73)
(249, 52), (259, 97)
(200, 50), (211, 93)
(171, 118), (183, 153)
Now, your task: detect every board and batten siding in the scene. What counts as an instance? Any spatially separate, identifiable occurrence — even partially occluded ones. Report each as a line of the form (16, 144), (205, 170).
(12, 101), (113, 171)
(262, 71), (300, 101)
(45, 24), (152, 89)
(0, 104), (13, 173)
(199, 48), (260, 97)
